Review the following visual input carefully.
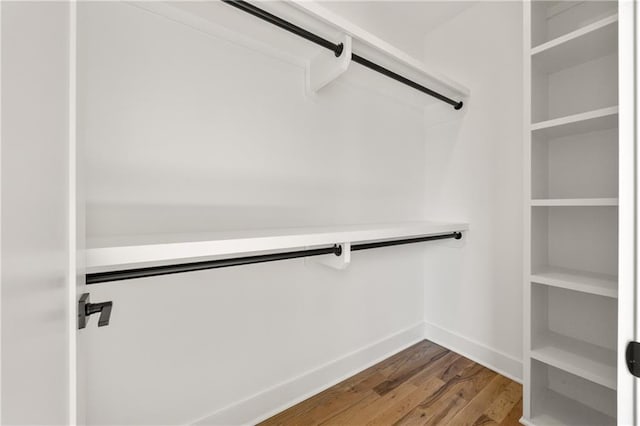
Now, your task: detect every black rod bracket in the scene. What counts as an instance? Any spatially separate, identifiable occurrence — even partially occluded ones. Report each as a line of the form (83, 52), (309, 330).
(78, 293), (113, 329)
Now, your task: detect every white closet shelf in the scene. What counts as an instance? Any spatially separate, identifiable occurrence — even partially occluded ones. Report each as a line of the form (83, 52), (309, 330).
(531, 331), (617, 390)
(532, 14), (618, 74)
(135, 1), (469, 108)
(531, 266), (617, 299)
(531, 106), (618, 139)
(528, 389), (616, 426)
(86, 221), (468, 272)
(530, 198), (618, 207)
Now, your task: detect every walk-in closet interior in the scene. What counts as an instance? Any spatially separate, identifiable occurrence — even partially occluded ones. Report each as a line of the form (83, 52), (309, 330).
(1, 0), (636, 425)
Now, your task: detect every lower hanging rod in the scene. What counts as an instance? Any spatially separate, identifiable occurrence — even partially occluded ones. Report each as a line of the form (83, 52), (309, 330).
(85, 232), (463, 284)
(221, 0), (463, 110)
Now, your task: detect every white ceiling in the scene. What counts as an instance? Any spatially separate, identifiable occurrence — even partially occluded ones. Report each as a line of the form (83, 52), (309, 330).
(319, 1), (475, 59)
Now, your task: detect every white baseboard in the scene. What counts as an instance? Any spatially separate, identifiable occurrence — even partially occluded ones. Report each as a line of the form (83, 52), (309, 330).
(191, 322), (425, 426)
(423, 321), (523, 383)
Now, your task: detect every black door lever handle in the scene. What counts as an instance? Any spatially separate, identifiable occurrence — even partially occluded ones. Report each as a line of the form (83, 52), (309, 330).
(78, 293), (113, 329)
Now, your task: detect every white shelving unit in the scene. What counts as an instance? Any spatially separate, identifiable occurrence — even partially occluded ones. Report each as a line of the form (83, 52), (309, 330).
(86, 221), (468, 273)
(524, 1), (619, 424)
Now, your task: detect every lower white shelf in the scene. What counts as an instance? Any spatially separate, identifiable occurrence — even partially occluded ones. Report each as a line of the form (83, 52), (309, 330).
(85, 221), (468, 272)
(531, 331), (616, 390)
(530, 389), (616, 426)
(531, 266), (617, 298)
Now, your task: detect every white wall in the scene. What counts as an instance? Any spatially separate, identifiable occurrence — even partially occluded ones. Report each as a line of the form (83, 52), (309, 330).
(420, 2), (524, 380)
(79, 3), (432, 424)
(1, 2), (71, 424)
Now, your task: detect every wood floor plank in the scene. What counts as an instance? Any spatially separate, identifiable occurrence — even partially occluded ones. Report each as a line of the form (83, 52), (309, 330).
(261, 342), (440, 425)
(439, 355), (476, 382)
(443, 362), (498, 402)
(394, 383), (468, 426)
(366, 377), (445, 426)
(499, 399), (523, 426)
(483, 381), (522, 423)
(395, 357), (497, 425)
(260, 372), (386, 425)
(377, 341), (444, 378)
(374, 348), (452, 396)
(472, 414), (496, 426)
(446, 375), (513, 426)
(374, 346), (449, 395)
(422, 392), (469, 426)
(260, 340), (522, 426)
(321, 382), (418, 426)
(464, 382), (523, 426)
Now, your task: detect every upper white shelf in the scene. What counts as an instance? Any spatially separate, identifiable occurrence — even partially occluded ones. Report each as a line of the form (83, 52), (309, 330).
(86, 221), (468, 273)
(531, 106), (618, 139)
(290, 1), (470, 99)
(530, 198), (619, 207)
(131, 1), (469, 108)
(532, 14), (618, 74)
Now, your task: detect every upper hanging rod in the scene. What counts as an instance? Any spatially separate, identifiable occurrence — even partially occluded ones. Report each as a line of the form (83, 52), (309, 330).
(221, 0), (464, 110)
(85, 231), (463, 284)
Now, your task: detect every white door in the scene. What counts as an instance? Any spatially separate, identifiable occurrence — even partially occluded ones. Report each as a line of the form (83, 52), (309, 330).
(619, 1), (638, 424)
(1, 1), (76, 424)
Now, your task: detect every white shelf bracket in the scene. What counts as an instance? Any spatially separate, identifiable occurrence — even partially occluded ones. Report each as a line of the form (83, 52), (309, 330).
(308, 242), (351, 270)
(306, 34), (352, 95)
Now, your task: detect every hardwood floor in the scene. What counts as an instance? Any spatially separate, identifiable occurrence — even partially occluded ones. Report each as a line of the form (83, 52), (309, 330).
(260, 340), (522, 426)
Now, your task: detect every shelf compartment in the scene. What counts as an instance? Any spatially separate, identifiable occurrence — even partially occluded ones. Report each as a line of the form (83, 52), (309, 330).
(530, 198), (618, 207)
(532, 14), (618, 74)
(528, 360), (616, 425)
(86, 221), (468, 272)
(531, 390), (615, 426)
(531, 118), (618, 200)
(531, 206), (618, 276)
(531, 331), (616, 390)
(531, 25), (617, 123)
(531, 1), (618, 49)
(531, 106), (618, 138)
(530, 284), (617, 387)
(530, 282), (618, 360)
(531, 266), (617, 299)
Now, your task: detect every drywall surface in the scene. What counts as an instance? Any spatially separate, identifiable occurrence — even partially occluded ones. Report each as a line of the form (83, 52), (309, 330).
(79, 3), (430, 424)
(420, 2), (524, 379)
(1, 2), (71, 424)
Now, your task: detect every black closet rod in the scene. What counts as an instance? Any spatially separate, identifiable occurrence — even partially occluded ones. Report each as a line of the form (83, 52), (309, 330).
(221, 0), (464, 110)
(85, 231), (463, 284)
